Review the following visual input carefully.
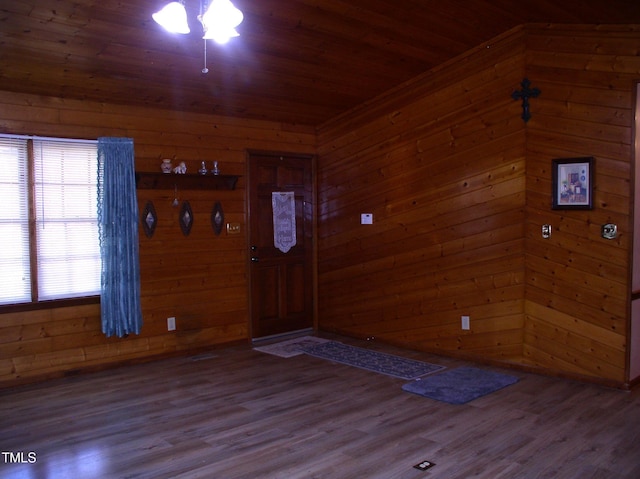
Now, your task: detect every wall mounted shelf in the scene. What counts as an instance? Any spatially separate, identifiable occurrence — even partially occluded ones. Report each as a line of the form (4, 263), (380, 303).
(135, 172), (238, 190)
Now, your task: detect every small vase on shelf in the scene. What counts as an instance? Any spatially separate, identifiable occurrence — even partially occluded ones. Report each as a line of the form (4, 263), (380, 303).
(160, 159), (172, 174)
(212, 161), (220, 175)
(198, 161), (208, 175)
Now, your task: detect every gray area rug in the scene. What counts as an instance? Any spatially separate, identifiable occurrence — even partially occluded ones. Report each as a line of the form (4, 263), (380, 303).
(302, 341), (445, 380)
(402, 366), (519, 404)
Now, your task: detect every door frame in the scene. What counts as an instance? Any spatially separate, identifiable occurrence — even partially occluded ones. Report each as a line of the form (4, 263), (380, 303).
(629, 81), (640, 384)
(245, 149), (318, 341)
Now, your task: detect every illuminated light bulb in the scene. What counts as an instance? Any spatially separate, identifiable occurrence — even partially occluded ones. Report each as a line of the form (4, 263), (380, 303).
(153, 2), (190, 34)
(200, 0), (243, 44)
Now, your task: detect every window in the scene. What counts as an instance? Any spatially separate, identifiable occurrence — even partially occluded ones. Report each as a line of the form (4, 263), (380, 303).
(0, 134), (101, 305)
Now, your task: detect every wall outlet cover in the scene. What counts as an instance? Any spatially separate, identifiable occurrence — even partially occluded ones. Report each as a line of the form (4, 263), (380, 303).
(167, 317), (176, 331)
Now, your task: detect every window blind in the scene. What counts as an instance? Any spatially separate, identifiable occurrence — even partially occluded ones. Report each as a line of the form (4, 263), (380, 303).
(33, 139), (101, 300)
(0, 137), (30, 304)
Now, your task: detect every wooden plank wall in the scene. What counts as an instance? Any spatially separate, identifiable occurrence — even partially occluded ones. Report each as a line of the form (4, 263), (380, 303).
(316, 24), (639, 385)
(0, 91), (316, 385)
(316, 27), (529, 362)
(523, 24), (640, 384)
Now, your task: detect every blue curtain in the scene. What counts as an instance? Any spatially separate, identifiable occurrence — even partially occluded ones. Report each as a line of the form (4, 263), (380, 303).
(97, 137), (143, 337)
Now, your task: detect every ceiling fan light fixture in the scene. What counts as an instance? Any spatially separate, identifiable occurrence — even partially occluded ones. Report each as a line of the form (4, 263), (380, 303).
(202, 25), (240, 44)
(152, 1), (190, 34)
(199, 0), (243, 44)
(153, 0), (243, 73)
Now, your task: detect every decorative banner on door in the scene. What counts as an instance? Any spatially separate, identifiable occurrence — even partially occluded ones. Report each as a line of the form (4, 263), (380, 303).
(272, 191), (296, 253)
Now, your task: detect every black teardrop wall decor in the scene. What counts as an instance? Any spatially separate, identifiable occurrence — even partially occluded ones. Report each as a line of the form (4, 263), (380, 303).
(179, 200), (193, 236)
(211, 201), (224, 236)
(141, 200), (157, 238)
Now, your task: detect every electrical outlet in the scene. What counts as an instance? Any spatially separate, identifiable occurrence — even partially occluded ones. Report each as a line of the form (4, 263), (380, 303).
(167, 317), (176, 331)
(414, 460), (435, 471)
(461, 315), (470, 330)
(361, 213), (373, 224)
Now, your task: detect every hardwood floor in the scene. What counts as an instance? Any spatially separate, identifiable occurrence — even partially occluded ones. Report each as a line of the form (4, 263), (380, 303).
(1, 335), (639, 479)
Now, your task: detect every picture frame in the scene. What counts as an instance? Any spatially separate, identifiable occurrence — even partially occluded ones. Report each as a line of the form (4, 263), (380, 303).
(552, 157), (594, 210)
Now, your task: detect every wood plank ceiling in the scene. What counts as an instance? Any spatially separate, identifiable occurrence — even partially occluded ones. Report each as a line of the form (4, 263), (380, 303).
(1, 0), (640, 126)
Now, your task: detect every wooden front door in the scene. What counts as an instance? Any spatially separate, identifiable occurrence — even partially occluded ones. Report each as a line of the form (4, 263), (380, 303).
(248, 151), (314, 339)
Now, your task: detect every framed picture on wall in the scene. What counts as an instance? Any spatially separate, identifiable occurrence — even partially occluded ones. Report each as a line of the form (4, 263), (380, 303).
(552, 157), (594, 210)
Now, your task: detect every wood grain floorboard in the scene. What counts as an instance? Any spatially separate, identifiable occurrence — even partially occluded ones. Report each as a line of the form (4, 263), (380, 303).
(1, 336), (639, 478)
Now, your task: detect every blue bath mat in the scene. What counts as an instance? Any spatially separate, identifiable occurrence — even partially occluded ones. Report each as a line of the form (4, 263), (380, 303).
(302, 341), (445, 380)
(402, 366), (519, 404)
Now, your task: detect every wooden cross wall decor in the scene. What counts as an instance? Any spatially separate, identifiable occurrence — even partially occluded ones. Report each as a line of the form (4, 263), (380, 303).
(511, 78), (540, 123)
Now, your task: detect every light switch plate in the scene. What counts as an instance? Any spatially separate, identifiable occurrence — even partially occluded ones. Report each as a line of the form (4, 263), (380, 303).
(361, 213), (373, 224)
(226, 222), (241, 235)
